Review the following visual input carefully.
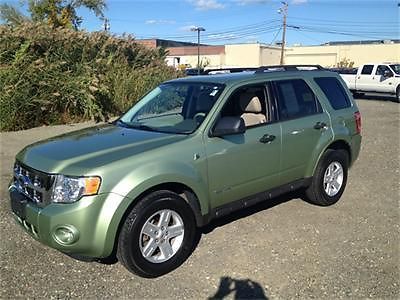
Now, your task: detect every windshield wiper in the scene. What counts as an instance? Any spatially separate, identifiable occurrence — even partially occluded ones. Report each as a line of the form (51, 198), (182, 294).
(116, 120), (157, 132)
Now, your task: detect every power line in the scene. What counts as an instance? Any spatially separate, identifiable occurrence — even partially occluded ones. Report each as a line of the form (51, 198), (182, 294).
(270, 26), (282, 45)
(134, 20), (281, 41)
(287, 16), (398, 24)
(287, 24), (397, 40)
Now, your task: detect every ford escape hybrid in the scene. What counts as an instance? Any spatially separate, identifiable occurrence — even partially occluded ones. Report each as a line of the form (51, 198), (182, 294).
(9, 65), (361, 277)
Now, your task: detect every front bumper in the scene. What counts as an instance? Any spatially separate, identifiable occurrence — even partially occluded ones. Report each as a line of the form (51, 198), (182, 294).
(9, 186), (127, 258)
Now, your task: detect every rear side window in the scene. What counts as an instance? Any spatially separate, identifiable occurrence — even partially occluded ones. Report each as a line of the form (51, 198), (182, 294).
(274, 79), (321, 121)
(314, 77), (351, 110)
(361, 65), (373, 75)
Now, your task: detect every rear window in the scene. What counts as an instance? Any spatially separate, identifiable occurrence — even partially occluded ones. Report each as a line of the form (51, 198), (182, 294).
(361, 65), (373, 75)
(314, 77), (351, 110)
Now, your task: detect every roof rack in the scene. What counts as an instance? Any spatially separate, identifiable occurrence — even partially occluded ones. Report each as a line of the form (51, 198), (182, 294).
(202, 67), (258, 75)
(255, 65), (325, 73)
(200, 65), (325, 76)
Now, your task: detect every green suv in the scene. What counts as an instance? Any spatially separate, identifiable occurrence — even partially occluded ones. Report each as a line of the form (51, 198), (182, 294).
(9, 65), (361, 277)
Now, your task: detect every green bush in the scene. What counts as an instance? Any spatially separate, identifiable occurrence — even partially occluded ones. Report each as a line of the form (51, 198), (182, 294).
(0, 23), (181, 131)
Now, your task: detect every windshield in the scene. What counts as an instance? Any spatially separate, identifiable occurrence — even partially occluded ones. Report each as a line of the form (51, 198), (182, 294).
(119, 82), (225, 134)
(390, 64), (400, 75)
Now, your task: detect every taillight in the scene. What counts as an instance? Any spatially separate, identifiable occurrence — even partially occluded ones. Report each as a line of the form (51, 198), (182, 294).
(354, 111), (361, 134)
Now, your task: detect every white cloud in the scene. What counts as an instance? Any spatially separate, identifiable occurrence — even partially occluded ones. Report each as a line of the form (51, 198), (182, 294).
(235, 0), (269, 5)
(291, 0), (308, 4)
(145, 19), (176, 25)
(179, 25), (197, 31)
(189, 0), (225, 11)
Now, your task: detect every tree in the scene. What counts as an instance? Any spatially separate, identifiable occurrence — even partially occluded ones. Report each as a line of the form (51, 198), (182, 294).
(0, 0), (106, 29)
(0, 3), (29, 26)
(336, 58), (355, 68)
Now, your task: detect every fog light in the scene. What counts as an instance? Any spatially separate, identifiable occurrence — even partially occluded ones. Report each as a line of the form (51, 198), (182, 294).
(53, 225), (79, 245)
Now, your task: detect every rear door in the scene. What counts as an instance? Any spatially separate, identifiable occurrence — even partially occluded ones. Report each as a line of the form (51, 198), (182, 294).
(356, 64), (375, 92)
(272, 78), (332, 183)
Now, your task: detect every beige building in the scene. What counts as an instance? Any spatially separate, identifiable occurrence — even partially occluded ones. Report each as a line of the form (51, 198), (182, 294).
(165, 43), (281, 68)
(137, 39), (399, 69)
(285, 42), (400, 67)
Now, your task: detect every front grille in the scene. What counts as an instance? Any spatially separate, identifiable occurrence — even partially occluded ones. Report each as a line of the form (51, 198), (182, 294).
(13, 162), (53, 205)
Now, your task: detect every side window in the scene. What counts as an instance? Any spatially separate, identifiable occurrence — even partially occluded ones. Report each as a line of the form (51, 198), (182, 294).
(376, 65), (392, 76)
(314, 77), (351, 110)
(220, 85), (268, 128)
(361, 65), (374, 75)
(274, 79), (321, 121)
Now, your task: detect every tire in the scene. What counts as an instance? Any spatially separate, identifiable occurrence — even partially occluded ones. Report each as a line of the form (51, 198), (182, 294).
(396, 86), (400, 103)
(117, 190), (197, 278)
(305, 149), (349, 206)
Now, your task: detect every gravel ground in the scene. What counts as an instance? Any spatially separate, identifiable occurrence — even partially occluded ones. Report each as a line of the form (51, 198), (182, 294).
(0, 99), (399, 299)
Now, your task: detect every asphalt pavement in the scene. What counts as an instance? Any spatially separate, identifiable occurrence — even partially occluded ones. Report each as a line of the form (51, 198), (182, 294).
(0, 98), (399, 299)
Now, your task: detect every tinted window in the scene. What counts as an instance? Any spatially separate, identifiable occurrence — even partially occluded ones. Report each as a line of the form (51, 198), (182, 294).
(376, 65), (392, 76)
(274, 79), (321, 120)
(361, 65), (373, 75)
(390, 64), (400, 75)
(314, 77), (351, 110)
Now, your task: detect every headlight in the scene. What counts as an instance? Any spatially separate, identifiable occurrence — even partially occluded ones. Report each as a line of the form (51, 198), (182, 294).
(51, 175), (101, 203)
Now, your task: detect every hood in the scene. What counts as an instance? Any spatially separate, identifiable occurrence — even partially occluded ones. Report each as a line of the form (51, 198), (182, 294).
(17, 124), (187, 174)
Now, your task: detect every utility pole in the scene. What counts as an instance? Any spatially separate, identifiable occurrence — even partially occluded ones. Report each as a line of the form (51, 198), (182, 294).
(278, 2), (288, 65)
(103, 18), (110, 32)
(191, 26), (206, 75)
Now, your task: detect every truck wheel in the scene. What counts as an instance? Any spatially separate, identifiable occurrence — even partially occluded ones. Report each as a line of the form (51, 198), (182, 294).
(305, 150), (349, 206)
(117, 190), (197, 278)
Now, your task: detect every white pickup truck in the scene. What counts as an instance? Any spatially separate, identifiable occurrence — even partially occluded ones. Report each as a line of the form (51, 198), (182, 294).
(338, 63), (400, 102)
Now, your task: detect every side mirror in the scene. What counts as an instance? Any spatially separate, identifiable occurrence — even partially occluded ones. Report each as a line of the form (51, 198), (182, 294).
(383, 70), (393, 78)
(212, 116), (246, 137)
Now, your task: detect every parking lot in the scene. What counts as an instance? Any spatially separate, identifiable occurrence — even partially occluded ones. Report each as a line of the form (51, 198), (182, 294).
(0, 98), (399, 299)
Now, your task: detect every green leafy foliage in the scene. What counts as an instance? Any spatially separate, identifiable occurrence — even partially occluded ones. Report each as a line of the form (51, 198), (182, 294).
(0, 23), (181, 131)
(0, 3), (30, 26)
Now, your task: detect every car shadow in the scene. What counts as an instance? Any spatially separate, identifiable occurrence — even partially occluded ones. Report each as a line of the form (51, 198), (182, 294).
(209, 276), (268, 300)
(201, 191), (300, 234)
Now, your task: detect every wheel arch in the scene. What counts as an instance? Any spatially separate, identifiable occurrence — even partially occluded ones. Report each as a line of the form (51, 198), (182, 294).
(102, 181), (206, 259)
(307, 139), (352, 178)
(128, 182), (205, 227)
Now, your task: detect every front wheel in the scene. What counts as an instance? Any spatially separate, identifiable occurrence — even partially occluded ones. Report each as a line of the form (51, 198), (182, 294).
(396, 86), (400, 103)
(117, 190), (197, 277)
(305, 149), (349, 206)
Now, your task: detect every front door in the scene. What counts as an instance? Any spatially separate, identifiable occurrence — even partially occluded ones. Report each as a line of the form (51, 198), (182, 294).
(373, 65), (396, 93)
(205, 84), (282, 208)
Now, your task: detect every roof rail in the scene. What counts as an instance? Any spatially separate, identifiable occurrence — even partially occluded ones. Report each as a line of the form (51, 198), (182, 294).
(202, 67), (258, 75)
(199, 65), (325, 76)
(255, 65), (325, 73)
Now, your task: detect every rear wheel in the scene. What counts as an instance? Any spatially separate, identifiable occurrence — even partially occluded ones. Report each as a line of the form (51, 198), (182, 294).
(396, 86), (400, 103)
(117, 190), (197, 277)
(305, 149), (349, 206)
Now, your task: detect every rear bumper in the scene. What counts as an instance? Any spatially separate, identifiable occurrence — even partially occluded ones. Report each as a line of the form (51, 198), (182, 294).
(9, 186), (127, 258)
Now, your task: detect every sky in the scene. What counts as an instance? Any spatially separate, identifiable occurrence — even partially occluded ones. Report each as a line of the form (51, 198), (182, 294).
(3, 0), (400, 46)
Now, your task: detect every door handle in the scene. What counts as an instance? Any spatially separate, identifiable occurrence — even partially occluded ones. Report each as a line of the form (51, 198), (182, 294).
(314, 122), (328, 130)
(259, 134), (276, 144)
